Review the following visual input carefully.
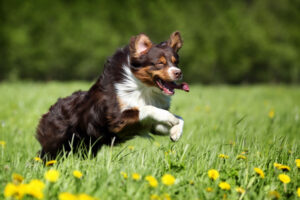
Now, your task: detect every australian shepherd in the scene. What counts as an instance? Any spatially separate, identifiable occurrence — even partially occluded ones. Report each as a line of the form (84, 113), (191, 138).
(36, 31), (189, 158)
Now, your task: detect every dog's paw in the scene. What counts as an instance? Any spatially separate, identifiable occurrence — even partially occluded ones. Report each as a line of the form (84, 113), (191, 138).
(170, 118), (184, 142)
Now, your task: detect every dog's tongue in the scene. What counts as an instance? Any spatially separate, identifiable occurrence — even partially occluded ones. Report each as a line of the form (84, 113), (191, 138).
(174, 82), (189, 92)
(180, 82), (189, 92)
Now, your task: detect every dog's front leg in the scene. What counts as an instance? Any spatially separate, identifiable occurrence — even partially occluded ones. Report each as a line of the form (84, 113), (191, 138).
(150, 115), (184, 142)
(139, 105), (179, 127)
(169, 115), (184, 141)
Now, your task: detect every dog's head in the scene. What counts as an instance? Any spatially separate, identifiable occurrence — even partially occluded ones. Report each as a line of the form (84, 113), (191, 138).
(129, 31), (189, 96)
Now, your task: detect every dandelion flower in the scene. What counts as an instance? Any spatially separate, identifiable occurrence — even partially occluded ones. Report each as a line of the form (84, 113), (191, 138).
(274, 163), (290, 171)
(162, 174), (175, 186)
(297, 187), (300, 197)
(128, 145), (134, 150)
(4, 182), (27, 199)
(254, 168), (265, 179)
(4, 183), (23, 199)
(12, 173), (24, 184)
(45, 160), (57, 166)
(26, 179), (45, 199)
(207, 169), (219, 181)
(219, 182), (231, 190)
(154, 142), (160, 147)
(150, 194), (160, 200)
(145, 175), (158, 188)
(162, 193), (171, 200)
(73, 170), (83, 179)
(218, 154), (229, 159)
(45, 169), (59, 182)
(236, 155), (246, 160)
(268, 190), (280, 199)
(132, 173), (141, 181)
(206, 187), (213, 192)
(189, 180), (194, 185)
(0, 140), (6, 148)
(34, 157), (42, 162)
(205, 105), (211, 112)
(120, 171), (128, 179)
(295, 159), (300, 168)
(268, 109), (275, 119)
(59, 192), (77, 200)
(235, 187), (245, 194)
(278, 174), (290, 184)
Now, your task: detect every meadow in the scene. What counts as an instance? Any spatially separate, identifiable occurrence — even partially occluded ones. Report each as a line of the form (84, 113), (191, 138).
(0, 82), (299, 200)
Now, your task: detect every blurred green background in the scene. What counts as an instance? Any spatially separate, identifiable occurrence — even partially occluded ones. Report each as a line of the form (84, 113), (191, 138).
(1, 0), (299, 84)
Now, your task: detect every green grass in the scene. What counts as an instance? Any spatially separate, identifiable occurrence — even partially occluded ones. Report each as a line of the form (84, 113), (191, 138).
(0, 82), (299, 200)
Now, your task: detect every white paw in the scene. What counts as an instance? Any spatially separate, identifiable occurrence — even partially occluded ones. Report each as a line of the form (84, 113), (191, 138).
(170, 118), (184, 141)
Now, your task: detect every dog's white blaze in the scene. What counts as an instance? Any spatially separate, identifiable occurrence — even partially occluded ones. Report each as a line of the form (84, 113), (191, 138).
(115, 60), (171, 113)
(168, 66), (181, 80)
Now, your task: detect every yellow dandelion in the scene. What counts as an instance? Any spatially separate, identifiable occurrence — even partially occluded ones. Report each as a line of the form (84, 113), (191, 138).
(161, 174), (175, 186)
(236, 155), (246, 160)
(150, 194), (160, 200)
(207, 169), (219, 181)
(254, 167), (265, 179)
(44, 169), (59, 182)
(268, 190), (280, 199)
(194, 106), (201, 111)
(45, 160), (57, 166)
(34, 157), (42, 162)
(154, 142), (160, 147)
(297, 187), (300, 197)
(12, 173), (24, 184)
(295, 159), (300, 168)
(205, 105), (211, 112)
(145, 175), (158, 188)
(73, 170), (83, 179)
(219, 182), (231, 190)
(268, 109), (275, 119)
(218, 154), (229, 159)
(206, 187), (213, 192)
(128, 145), (134, 150)
(0, 140), (6, 148)
(274, 163), (290, 171)
(4, 183), (23, 199)
(26, 179), (45, 199)
(121, 171), (128, 179)
(132, 173), (141, 181)
(78, 193), (98, 200)
(59, 192), (77, 200)
(235, 187), (245, 194)
(162, 193), (171, 200)
(4, 182), (27, 200)
(278, 174), (290, 184)
(189, 180), (194, 185)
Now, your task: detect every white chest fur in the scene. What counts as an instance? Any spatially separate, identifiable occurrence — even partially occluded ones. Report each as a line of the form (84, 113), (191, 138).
(115, 64), (171, 111)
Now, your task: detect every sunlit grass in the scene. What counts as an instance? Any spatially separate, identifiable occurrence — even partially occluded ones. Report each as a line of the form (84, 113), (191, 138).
(0, 82), (299, 199)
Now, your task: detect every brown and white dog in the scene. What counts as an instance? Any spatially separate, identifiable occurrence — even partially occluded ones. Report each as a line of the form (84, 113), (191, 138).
(36, 31), (189, 158)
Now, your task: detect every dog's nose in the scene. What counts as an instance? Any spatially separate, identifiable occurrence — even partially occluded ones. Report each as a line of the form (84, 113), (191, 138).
(172, 69), (182, 79)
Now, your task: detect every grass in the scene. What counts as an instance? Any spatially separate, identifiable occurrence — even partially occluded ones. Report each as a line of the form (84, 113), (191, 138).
(0, 82), (299, 200)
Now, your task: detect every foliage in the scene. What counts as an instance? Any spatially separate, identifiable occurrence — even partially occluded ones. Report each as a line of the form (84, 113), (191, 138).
(0, 0), (300, 83)
(0, 82), (299, 199)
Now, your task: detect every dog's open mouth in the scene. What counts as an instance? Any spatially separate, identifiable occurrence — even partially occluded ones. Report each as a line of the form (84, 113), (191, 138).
(155, 77), (189, 95)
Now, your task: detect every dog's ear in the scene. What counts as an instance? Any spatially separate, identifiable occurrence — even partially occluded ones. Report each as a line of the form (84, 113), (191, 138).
(130, 34), (152, 58)
(168, 31), (183, 52)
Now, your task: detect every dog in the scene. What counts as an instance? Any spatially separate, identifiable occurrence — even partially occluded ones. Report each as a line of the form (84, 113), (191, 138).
(36, 31), (189, 158)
